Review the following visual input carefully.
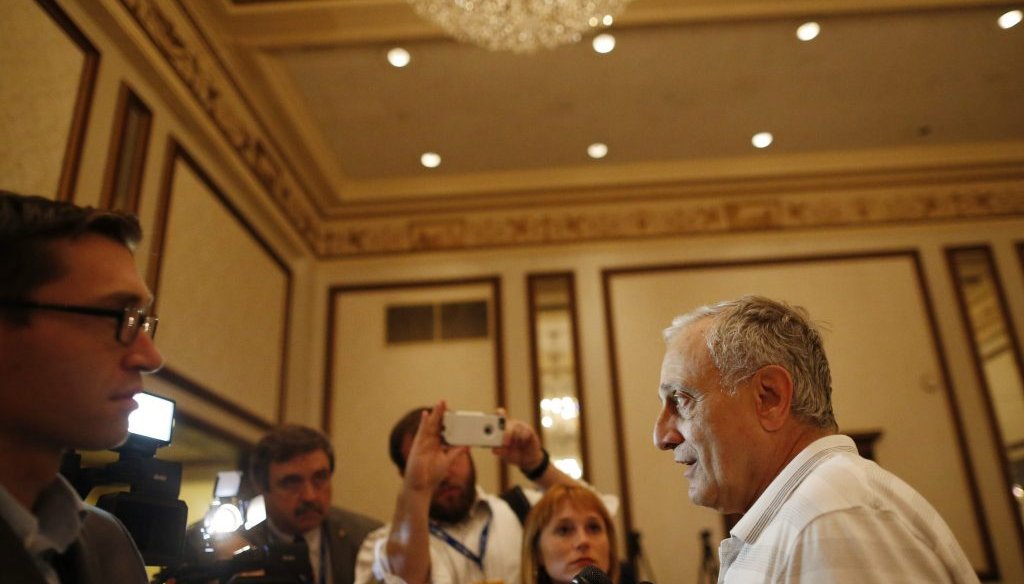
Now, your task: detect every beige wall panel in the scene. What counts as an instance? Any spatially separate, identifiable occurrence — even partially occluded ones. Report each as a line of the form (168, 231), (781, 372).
(329, 282), (501, 522)
(143, 374), (268, 446)
(607, 254), (989, 581)
(0, 0), (85, 196)
(311, 220), (1024, 572)
(155, 157), (289, 424)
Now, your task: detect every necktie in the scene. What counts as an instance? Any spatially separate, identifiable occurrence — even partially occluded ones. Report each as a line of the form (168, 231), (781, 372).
(292, 534), (314, 583)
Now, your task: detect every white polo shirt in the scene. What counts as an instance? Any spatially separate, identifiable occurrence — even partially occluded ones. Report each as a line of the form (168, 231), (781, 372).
(718, 434), (979, 583)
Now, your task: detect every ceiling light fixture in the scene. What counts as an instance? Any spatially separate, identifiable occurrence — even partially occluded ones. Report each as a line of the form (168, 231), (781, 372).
(796, 22), (820, 41)
(587, 143), (608, 159)
(998, 9), (1022, 29)
(406, 0), (634, 54)
(420, 152), (442, 168)
(751, 132), (774, 149)
(592, 33), (616, 53)
(387, 47), (411, 68)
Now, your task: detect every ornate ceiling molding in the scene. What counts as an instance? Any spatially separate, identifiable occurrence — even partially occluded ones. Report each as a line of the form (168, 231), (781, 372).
(119, 0), (322, 246)
(317, 183), (1024, 257)
(116, 0), (1024, 259)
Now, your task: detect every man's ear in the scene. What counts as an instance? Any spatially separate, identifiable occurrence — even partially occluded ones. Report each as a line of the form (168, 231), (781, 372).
(752, 365), (793, 431)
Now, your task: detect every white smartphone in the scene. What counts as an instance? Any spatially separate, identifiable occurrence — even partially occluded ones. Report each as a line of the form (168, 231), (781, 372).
(442, 410), (506, 447)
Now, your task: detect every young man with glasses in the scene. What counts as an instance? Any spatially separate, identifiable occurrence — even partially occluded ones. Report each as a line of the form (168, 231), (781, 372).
(0, 190), (164, 583)
(244, 424), (383, 584)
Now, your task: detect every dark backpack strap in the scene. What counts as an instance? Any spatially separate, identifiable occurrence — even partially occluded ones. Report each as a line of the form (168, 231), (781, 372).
(499, 485), (532, 525)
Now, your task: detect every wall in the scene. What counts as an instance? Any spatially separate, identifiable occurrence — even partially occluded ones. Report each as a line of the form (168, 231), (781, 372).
(314, 217), (1024, 582)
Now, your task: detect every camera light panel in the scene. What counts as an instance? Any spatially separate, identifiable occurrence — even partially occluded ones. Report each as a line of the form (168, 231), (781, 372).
(128, 392), (175, 443)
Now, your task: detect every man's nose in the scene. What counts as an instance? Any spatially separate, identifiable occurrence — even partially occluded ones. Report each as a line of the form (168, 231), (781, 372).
(126, 329), (164, 374)
(298, 480), (318, 499)
(653, 407), (682, 451)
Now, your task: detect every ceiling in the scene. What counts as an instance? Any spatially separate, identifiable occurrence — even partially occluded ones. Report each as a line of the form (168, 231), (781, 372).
(174, 0), (1024, 227)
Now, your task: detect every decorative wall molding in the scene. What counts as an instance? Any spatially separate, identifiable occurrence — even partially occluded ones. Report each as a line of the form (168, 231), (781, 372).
(113, 0), (1024, 259)
(153, 138), (293, 428)
(119, 0), (321, 246)
(100, 82), (152, 212)
(318, 183), (1024, 257)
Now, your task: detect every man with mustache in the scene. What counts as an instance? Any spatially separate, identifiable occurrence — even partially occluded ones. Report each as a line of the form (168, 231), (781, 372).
(357, 401), (607, 584)
(0, 191), (164, 583)
(653, 295), (978, 583)
(245, 424), (383, 584)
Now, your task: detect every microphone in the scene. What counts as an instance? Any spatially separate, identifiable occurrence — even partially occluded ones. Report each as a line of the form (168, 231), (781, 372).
(571, 565), (613, 584)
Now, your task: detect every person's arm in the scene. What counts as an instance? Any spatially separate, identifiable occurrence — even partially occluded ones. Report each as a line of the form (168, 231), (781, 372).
(492, 412), (575, 489)
(384, 401), (467, 584)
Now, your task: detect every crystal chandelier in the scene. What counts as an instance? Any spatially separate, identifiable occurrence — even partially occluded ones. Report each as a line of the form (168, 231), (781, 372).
(407, 0), (634, 54)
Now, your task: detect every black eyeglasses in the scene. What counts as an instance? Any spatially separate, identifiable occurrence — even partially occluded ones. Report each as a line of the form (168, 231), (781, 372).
(0, 300), (158, 345)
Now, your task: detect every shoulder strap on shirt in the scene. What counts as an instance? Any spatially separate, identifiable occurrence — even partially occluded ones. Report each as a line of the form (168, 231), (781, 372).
(499, 485), (531, 525)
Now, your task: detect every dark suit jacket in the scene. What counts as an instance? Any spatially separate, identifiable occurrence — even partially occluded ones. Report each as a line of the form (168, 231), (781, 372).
(0, 505), (148, 584)
(243, 507), (382, 584)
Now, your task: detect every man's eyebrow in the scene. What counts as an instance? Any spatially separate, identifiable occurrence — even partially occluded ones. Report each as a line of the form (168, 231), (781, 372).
(97, 291), (154, 308)
(659, 382), (683, 396)
(660, 382), (701, 397)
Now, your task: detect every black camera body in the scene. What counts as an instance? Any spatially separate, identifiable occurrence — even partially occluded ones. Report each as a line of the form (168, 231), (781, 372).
(60, 392), (188, 566)
(156, 542), (313, 584)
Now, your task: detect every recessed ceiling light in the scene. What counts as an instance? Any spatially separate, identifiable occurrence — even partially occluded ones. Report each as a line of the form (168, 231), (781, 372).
(587, 143), (608, 159)
(420, 152), (441, 168)
(751, 132), (774, 149)
(603, 15), (614, 26)
(593, 33), (616, 54)
(998, 9), (1022, 29)
(387, 47), (411, 68)
(796, 22), (820, 41)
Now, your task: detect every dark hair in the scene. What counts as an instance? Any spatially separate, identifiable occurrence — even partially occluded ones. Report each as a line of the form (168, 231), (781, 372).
(249, 425), (335, 491)
(0, 191), (142, 323)
(388, 406), (430, 473)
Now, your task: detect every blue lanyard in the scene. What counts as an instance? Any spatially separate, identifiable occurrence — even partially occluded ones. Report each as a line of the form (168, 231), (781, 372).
(428, 517), (492, 570)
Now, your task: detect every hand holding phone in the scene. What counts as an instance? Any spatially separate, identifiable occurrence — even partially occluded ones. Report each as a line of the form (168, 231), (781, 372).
(442, 410), (506, 447)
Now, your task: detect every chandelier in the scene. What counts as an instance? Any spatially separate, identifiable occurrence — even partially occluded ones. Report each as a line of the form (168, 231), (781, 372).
(407, 0), (634, 54)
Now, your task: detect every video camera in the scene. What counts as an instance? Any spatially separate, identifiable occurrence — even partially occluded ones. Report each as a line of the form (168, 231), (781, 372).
(154, 541), (313, 584)
(60, 391), (189, 566)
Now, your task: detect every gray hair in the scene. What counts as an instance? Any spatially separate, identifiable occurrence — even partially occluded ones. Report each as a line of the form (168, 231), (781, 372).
(664, 295), (837, 430)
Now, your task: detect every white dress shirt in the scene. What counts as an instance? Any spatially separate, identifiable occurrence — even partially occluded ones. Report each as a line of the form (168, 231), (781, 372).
(357, 486), (528, 584)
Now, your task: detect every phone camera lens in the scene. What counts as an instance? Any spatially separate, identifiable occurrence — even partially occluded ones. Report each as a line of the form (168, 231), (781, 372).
(484, 425), (493, 435)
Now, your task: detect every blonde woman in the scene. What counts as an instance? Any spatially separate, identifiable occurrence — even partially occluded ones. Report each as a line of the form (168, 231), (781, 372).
(521, 484), (619, 584)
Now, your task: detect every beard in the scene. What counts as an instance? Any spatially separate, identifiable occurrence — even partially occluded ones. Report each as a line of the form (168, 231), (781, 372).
(428, 463), (477, 524)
